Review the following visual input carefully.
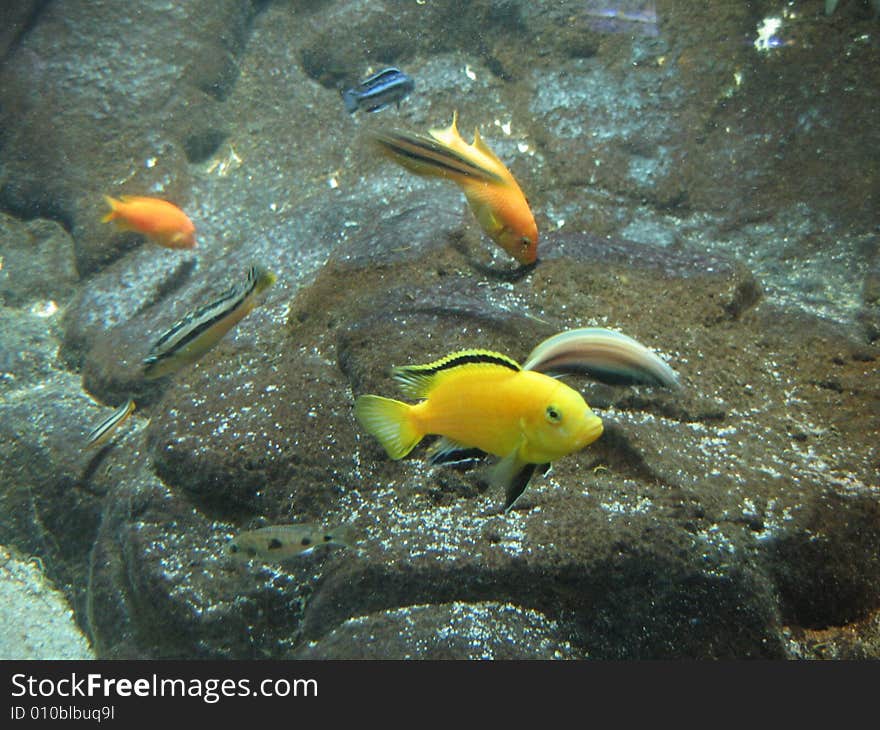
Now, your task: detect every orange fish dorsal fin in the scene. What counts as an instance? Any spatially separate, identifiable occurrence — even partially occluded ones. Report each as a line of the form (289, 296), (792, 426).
(392, 349), (521, 400)
(471, 127), (509, 173)
(428, 110), (464, 148)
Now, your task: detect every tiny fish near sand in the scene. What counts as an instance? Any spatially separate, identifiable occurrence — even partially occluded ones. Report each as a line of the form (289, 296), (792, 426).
(143, 265), (276, 379)
(84, 398), (136, 449)
(342, 67), (414, 113)
(226, 523), (356, 563)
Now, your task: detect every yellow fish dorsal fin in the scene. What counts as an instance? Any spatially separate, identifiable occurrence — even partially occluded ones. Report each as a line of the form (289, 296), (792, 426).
(392, 349), (521, 400)
(471, 127), (508, 173)
(428, 110), (464, 148)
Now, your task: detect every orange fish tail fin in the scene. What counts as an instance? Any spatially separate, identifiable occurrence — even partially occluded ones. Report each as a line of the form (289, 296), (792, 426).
(354, 395), (421, 460)
(101, 195), (120, 223)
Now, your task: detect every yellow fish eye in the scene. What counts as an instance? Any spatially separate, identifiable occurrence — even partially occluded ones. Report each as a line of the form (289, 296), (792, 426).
(545, 404), (562, 424)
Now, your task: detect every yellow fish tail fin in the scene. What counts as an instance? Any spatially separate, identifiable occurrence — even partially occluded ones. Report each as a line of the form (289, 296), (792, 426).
(373, 127), (503, 185)
(101, 195), (121, 223)
(354, 395), (421, 460)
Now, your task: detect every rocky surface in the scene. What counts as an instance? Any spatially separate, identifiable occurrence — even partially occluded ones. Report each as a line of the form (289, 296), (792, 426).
(0, 0), (877, 659)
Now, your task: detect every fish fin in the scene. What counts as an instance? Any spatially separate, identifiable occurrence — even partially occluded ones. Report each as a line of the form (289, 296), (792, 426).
(373, 127), (504, 184)
(428, 110), (462, 147)
(354, 395), (421, 459)
(522, 328), (681, 389)
(392, 349), (521, 399)
(101, 195), (120, 223)
(462, 187), (506, 237)
(328, 523), (359, 548)
(487, 446), (537, 512)
(341, 88), (359, 113)
(472, 127), (508, 170)
(427, 437), (486, 465)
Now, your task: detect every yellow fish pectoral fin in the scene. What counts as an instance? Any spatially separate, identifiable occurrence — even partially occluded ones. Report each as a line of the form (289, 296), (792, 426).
(427, 436), (486, 466)
(463, 188), (505, 236)
(488, 446), (539, 512)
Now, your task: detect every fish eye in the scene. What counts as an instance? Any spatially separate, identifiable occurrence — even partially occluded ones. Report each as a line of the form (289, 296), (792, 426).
(545, 405), (562, 423)
(300, 537), (312, 547)
(323, 534), (333, 542)
(521, 237), (532, 250)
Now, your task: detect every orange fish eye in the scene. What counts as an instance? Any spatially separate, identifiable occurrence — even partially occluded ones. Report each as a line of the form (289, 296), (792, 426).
(521, 237), (532, 251)
(545, 405), (562, 424)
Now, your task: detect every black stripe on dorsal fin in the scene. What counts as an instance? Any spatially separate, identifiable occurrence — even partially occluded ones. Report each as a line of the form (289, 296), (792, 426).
(392, 349), (520, 400)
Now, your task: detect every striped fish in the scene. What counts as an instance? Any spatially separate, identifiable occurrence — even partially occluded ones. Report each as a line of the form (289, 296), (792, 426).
(85, 398), (136, 449)
(143, 265), (276, 379)
(372, 112), (539, 264)
(342, 67), (415, 114)
(522, 328), (680, 389)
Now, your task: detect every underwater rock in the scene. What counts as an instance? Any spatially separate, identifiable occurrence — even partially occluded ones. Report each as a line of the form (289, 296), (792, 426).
(0, 0), (260, 276)
(0, 214), (79, 306)
(292, 601), (580, 660)
(0, 307), (64, 393)
(0, 372), (110, 624)
(86, 445), (317, 659)
(2, 0), (879, 660)
(76, 224), (877, 659)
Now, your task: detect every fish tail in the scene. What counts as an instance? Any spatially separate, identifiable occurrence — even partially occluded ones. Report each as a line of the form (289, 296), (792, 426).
(354, 395), (421, 459)
(101, 195), (120, 223)
(329, 522), (359, 548)
(341, 88), (359, 113)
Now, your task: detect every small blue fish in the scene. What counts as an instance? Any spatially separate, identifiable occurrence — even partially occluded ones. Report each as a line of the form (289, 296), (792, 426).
(342, 67), (415, 114)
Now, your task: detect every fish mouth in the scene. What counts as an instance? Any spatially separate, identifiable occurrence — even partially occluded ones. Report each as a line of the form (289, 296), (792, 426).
(577, 413), (604, 447)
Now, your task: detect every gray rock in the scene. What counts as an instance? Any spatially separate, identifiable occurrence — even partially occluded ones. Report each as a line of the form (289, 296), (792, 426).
(0, 214), (79, 306)
(293, 602), (579, 659)
(0, 0), (260, 276)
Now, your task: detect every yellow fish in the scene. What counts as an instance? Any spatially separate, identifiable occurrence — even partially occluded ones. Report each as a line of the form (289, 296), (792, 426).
(373, 112), (539, 265)
(354, 350), (603, 511)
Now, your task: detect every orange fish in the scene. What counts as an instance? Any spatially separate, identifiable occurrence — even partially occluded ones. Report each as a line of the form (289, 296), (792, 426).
(373, 111), (538, 265)
(102, 195), (197, 249)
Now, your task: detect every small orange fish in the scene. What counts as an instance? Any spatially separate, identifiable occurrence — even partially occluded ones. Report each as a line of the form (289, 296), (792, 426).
(102, 195), (196, 249)
(373, 112), (539, 265)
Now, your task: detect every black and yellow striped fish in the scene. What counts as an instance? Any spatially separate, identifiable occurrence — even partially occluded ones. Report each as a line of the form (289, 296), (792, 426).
(143, 265), (276, 379)
(85, 398), (136, 449)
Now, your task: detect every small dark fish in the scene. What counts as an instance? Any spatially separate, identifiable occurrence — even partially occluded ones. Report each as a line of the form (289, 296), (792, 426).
(342, 67), (414, 114)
